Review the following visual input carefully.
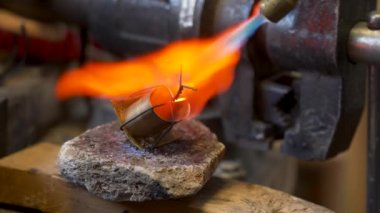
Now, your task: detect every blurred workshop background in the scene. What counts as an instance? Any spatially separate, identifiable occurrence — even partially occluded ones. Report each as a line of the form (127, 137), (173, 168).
(0, 1), (376, 212)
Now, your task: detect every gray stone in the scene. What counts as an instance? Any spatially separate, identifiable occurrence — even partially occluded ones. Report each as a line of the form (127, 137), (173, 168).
(57, 120), (225, 202)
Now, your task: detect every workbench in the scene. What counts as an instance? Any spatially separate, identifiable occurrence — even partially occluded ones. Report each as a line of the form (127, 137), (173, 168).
(0, 143), (332, 212)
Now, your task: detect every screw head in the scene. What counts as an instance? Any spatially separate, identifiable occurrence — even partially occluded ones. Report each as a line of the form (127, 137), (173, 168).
(368, 11), (380, 30)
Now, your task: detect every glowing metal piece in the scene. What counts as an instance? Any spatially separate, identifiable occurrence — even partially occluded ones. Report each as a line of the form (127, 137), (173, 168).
(112, 86), (190, 149)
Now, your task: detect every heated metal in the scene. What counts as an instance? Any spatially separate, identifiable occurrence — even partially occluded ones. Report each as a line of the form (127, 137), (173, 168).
(113, 86), (190, 149)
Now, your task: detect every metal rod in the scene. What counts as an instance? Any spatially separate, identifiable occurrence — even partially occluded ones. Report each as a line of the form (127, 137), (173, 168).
(349, 22), (380, 66)
(368, 66), (380, 213)
(173, 70), (197, 101)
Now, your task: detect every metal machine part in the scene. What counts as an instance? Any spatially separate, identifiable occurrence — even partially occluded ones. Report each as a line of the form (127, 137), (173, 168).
(0, 0), (256, 56)
(201, 0), (255, 35)
(368, 66), (380, 213)
(255, 1), (374, 72)
(259, 0), (298, 22)
(250, 0), (375, 160)
(219, 56), (274, 151)
(348, 11), (380, 213)
(349, 22), (380, 66)
(0, 0), (206, 55)
(257, 72), (299, 130)
(81, 0), (206, 55)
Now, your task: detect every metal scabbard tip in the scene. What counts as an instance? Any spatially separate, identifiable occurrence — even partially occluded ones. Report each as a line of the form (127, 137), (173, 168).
(260, 0), (298, 22)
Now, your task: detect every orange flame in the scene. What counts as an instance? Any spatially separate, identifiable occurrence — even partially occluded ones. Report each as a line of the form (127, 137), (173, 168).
(56, 5), (262, 118)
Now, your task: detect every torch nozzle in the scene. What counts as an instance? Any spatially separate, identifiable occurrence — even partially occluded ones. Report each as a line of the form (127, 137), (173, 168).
(260, 0), (298, 22)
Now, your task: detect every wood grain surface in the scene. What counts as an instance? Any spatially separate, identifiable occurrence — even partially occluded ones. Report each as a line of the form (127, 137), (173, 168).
(0, 143), (332, 213)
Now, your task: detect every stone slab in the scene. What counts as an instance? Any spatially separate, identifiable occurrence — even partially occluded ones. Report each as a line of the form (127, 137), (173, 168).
(58, 120), (225, 201)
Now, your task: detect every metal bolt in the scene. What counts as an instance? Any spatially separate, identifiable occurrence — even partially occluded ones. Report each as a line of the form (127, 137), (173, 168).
(368, 11), (380, 30)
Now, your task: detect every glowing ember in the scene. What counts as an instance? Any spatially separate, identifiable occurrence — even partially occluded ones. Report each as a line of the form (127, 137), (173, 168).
(56, 5), (266, 118)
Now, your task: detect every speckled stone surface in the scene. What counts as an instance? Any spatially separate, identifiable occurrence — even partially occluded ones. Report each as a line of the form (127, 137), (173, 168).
(57, 120), (225, 201)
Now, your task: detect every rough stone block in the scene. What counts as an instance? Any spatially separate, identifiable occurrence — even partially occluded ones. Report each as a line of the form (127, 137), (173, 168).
(58, 120), (225, 201)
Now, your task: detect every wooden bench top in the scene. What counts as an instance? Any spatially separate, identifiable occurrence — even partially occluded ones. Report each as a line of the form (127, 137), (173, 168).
(0, 143), (332, 213)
